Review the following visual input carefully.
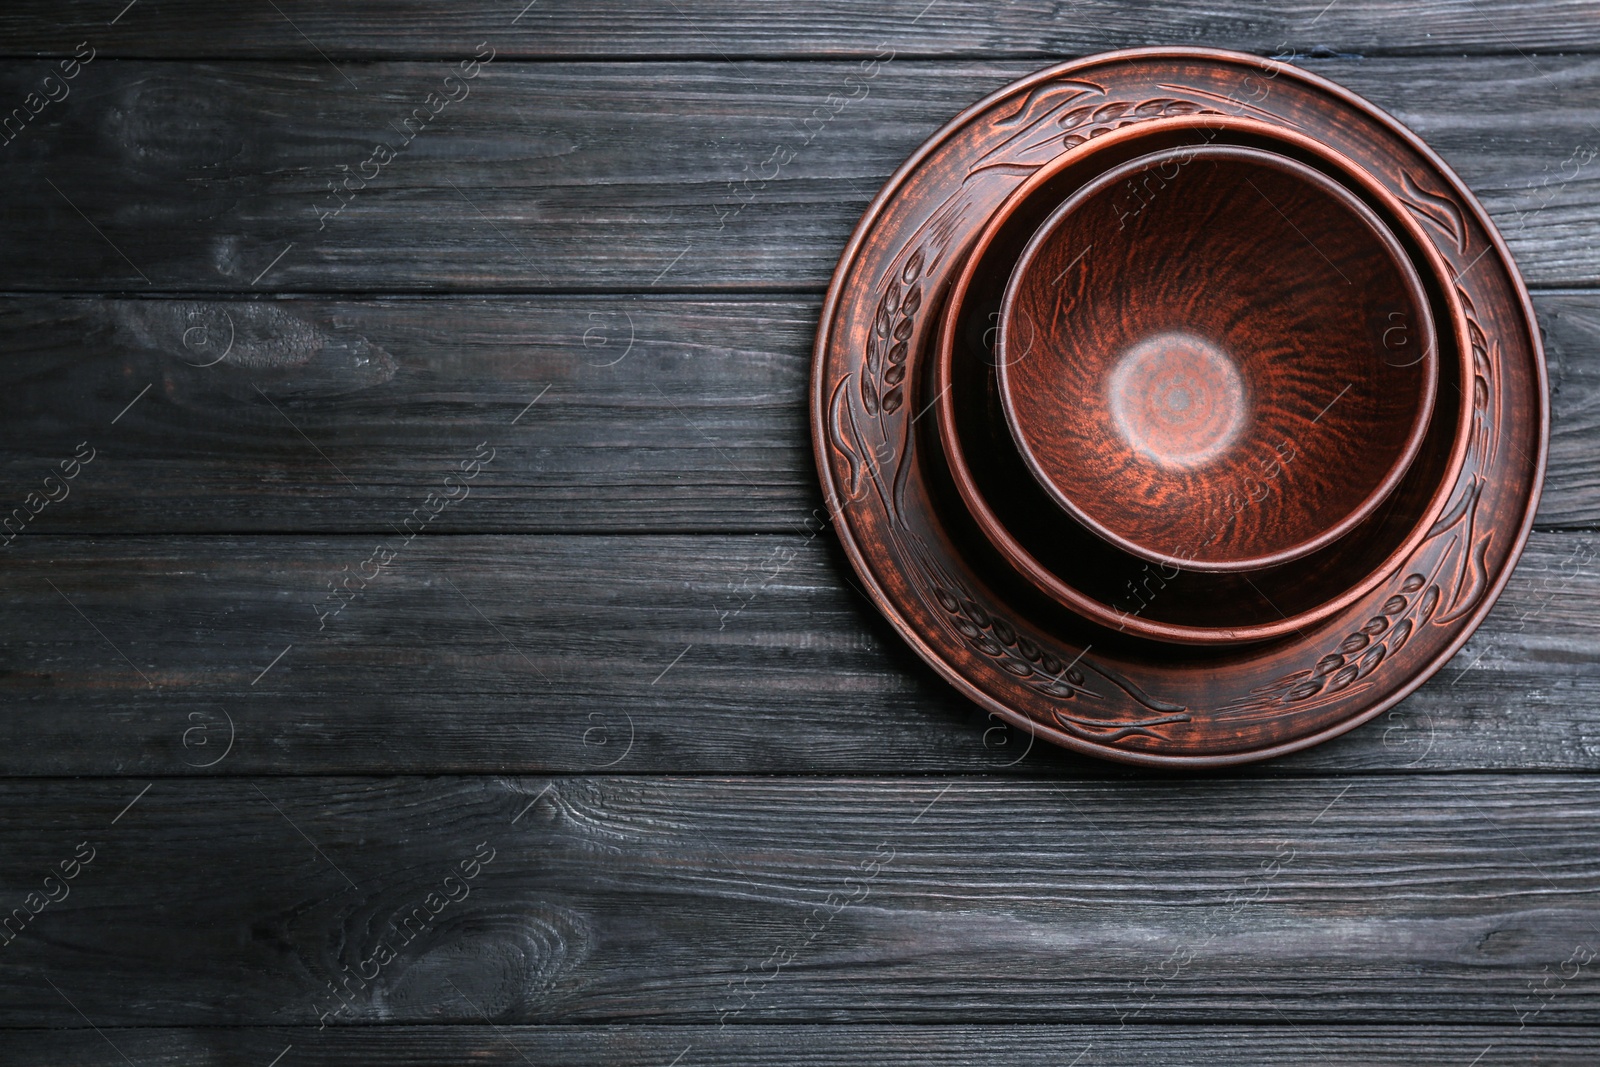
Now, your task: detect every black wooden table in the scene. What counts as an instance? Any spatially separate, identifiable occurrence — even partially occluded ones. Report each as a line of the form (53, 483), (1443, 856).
(1, 3), (1598, 1063)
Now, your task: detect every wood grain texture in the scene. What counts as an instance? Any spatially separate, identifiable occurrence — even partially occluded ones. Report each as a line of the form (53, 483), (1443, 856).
(0, 295), (813, 534)
(1, 774), (1599, 1026)
(1, 532), (1596, 775)
(2, 1), (1598, 58)
(0, 5), (1591, 1050)
(10, 1024), (1600, 1065)
(0, 291), (1595, 534)
(0, 59), (1596, 291)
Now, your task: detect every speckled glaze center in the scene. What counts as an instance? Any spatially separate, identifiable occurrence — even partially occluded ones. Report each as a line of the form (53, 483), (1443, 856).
(1106, 331), (1246, 470)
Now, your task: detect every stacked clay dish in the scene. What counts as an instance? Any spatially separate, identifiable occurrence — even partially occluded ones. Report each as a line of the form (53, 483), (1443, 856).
(934, 115), (1474, 645)
(811, 49), (1547, 765)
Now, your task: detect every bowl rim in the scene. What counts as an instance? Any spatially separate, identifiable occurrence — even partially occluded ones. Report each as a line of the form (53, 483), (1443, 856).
(995, 141), (1440, 573)
(933, 113), (1476, 645)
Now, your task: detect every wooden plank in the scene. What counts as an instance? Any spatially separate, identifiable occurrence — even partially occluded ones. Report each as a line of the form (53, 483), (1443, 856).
(3, 1), (1598, 59)
(1, 532), (1596, 775)
(1, 774), (1598, 1025)
(0, 296), (816, 534)
(1543, 293), (1600, 529)
(9, 1024), (1600, 1065)
(0, 59), (1595, 291)
(0, 290), (1594, 535)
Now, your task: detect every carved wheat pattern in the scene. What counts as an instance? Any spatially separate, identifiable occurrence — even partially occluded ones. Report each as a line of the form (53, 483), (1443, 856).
(1220, 566), (1444, 716)
(905, 537), (1191, 744)
(850, 197), (970, 526)
(910, 539), (1094, 698)
(1057, 97), (1220, 149)
(861, 250), (923, 418)
(972, 92), (1222, 175)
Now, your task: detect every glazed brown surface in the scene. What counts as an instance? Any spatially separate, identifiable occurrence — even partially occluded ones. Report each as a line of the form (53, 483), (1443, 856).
(1000, 145), (1436, 572)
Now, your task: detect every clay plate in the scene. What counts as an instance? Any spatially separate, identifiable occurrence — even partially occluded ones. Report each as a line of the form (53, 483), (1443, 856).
(811, 48), (1546, 766)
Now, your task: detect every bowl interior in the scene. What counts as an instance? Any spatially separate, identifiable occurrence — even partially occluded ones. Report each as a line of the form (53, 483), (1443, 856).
(999, 145), (1437, 572)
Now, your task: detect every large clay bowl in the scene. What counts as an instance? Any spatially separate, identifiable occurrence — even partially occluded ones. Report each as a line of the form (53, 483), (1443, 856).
(932, 115), (1474, 645)
(998, 144), (1437, 573)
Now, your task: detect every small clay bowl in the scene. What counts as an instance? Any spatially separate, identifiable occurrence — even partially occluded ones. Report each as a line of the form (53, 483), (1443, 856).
(997, 144), (1437, 573)
(931, 115), (1473, 644)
